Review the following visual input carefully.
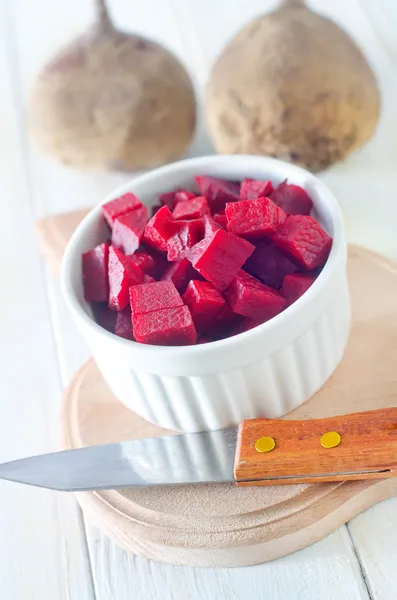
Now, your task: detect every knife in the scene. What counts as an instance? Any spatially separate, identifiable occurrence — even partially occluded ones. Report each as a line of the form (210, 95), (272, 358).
(1, 408), (397, 491)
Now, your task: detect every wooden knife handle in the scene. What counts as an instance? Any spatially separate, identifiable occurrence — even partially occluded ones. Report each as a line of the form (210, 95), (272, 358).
(234, 408), (397, 486)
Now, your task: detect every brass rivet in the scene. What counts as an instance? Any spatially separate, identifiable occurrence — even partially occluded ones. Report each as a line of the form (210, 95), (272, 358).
(320, 431), (341, 449)
(255, 436), (276, 453)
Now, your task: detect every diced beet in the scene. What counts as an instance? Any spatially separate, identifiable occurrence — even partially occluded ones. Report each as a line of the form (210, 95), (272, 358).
(281, 272), (317, 304)
(91, 302), (117, 332)
(225, 270), (286, 321)
(144, 274), (156, 283)
(167, 218), (205, 261)
(206, 304), (239, 341)
(127, 250), (157, 276)
(244, 240), (297, 289)
(82, 242), (109, 302)
(203, 215), (221, 237)
(143, 205), (177, 253)
(151, 204), (162, 217)
(213, 213), (227, 229)
(161, 258), (200, 294)
(190, 229), (254, 291)
(111, 205), (148, 255)
(273, 215), (332, 270)
(271, 181), (313, 215)
(225, 197), (286, 238)
(182, 280), (226, 331)
(102, 193), (142, 227)
(114, 307), (134, 340)
(129, 280), (183, 317)
(174, 190), (196, 203)
(108, 246), (144, 311)
(197, 336), (210, 344)
(173, 196), (210, 220)
(195, 175), (240, 213)
(133, 306), (197, 346)
(229, 316), (263, 337)
(159, 191), (179, 210)
(240, 178), (274, 201)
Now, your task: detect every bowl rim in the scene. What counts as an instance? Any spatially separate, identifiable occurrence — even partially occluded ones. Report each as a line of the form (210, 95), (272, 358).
(61, 154), (346, 364)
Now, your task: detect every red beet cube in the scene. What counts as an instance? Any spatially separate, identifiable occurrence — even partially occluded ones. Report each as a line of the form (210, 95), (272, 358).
(114, 307), (134, 340)
(127, 250), (157, 276)
(225, 197), (286, 238)
(229, 316), (263, 337)
(82, 242), (109, 302)
(213, 213), (227, 229)
(244, 241), (297, 288)
(273, 215), (332, 270)
(240, 178), (274, 201)
(225, 270), (286, 321)
(271, 181), (313, 215)
(112, 205), (148, 255)
(173, 196), (210, 220)
(151, 204), (162, 217)
(195, 175), (240, 213)
(108, 246), (144, 311)
(129, 280), (183, 317)
(91, 302), (117, 332)
(102, 193), (142, 227)
(167, 218), (205, 261)
(182, 280), (226, 331)
(174, 190), (196, 203)
(144, 274), (156, 283)
(190, 229), (254, 291)
(133, 306), (197, 346)
(281, 272), (317, 304)
(161, 258), (200, 294)
(159, 191), (179, 210)
(143, 205), (176, 253)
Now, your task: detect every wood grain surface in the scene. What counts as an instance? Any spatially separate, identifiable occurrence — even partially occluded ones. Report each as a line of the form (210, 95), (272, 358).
(235, 409), (397, 485)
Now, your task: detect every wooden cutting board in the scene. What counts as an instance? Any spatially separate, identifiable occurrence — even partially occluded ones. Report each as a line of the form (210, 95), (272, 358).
(38, 209), (397, 567)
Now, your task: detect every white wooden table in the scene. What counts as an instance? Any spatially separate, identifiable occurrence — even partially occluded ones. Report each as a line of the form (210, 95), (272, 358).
(1, 0), (397, 598)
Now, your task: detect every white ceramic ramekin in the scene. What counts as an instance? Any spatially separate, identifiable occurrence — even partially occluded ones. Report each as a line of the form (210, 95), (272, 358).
(61, 155), (350, 433)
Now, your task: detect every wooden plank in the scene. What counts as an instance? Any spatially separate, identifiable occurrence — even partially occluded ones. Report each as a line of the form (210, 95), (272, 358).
(0, 1), (95, 598)
(85, 524), (370, 600)
(348, 502), (397, 600)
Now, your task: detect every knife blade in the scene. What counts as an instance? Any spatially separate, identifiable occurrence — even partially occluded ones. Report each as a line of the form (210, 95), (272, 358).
(1, 408), (397, 491)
